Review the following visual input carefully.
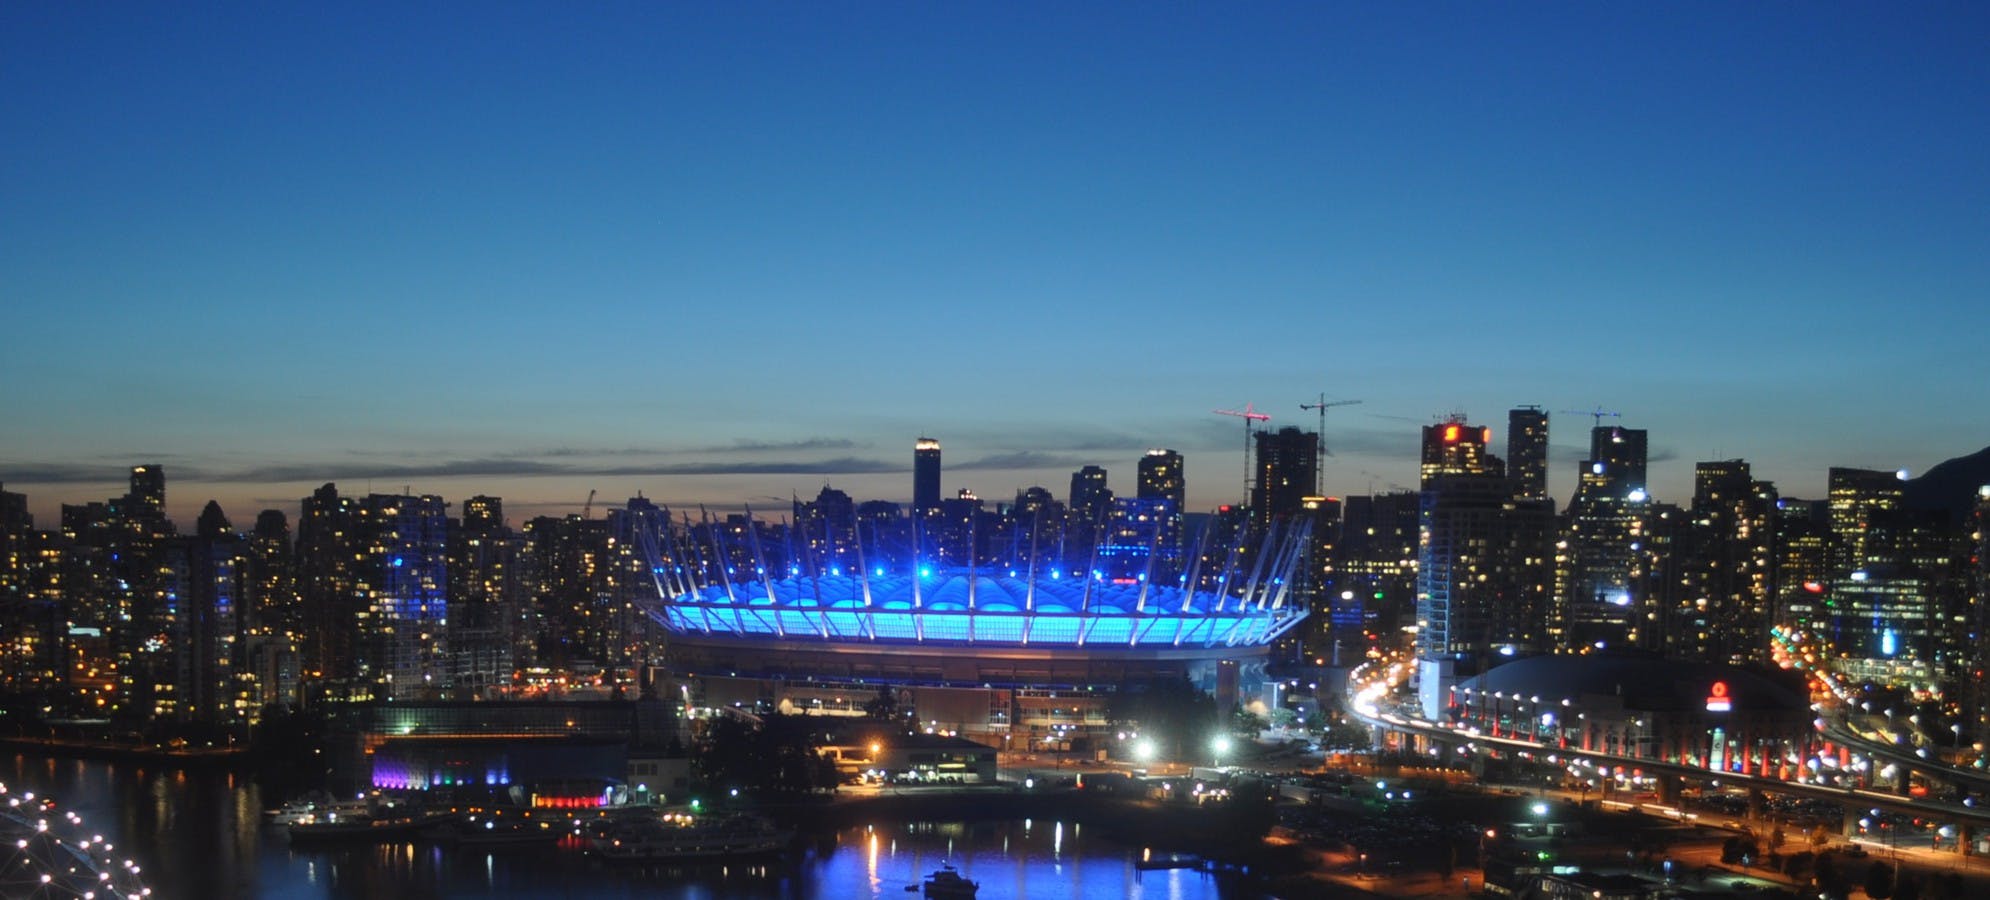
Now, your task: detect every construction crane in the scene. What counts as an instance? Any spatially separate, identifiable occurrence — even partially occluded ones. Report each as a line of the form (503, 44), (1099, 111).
(1213, 402), (1272, 503)
(582, 489), (597, 520)
(1300, 394), (1363, 495)
(1560, 406), (1622, 430)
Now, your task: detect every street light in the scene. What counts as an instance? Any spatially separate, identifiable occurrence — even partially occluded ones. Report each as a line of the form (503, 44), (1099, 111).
(1212, 734), (1233, 768)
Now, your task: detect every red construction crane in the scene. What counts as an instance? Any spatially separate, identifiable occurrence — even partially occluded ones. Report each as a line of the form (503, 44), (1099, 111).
(1213, 402), (1272, 503)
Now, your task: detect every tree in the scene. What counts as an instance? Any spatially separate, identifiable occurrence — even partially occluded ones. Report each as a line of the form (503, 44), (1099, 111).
(862, 684), (900, 720)
(1106, 676), (1216, 761)
(692, 712), (836, 798)
(1864, 861), (1895, 900)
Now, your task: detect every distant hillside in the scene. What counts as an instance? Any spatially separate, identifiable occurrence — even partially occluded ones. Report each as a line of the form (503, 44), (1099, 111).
(1903, 445), (1990, 521)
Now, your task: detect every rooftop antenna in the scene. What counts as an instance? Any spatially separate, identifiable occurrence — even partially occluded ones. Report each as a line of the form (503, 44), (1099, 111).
(1213, 402), (1271, 503)
(1300, 394), (1363, 494)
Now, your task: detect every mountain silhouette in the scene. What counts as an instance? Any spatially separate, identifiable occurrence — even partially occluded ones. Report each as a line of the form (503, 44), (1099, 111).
(1904, 445), (1990, 521)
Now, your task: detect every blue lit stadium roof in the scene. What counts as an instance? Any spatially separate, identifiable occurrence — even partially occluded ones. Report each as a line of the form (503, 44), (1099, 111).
(646, 569), (1305, 649)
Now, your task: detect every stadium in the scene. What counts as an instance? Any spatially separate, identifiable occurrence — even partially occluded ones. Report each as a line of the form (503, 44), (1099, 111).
(636, 518), (1312, 747)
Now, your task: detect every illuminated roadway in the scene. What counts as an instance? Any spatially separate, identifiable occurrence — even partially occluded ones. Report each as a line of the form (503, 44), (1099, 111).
(1343, 661), (1990, 836)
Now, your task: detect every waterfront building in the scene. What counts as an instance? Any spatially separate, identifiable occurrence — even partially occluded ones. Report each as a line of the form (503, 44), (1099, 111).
(448, 495), (517, 699)
(296, 483), (359, 694)
(243, 508), (300, 712)
(352, 492), (450, 700)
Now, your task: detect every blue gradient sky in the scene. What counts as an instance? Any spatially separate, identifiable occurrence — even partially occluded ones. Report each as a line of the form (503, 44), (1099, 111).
(4, 4), (1986, 526)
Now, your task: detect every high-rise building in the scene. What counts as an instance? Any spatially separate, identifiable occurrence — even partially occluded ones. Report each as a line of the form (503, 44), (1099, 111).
(794, 484), (858, 570)
(1137, 450), (1185, 506)
(1333, 491), (1421, 637)
(1137, 449), (1186, 573)
(1969, 487), (1990, 765)
(1559, 424), (1651, 649)
(1420, 418), (1498, 488)
(913, 438), (943, 515)
(352, 493), (450, 699)
(1827, 467), (1906, 576)
(1069, 466), (1112, 526)
(449, 495), (517, 699)
(1099, 496), (1181, 581)
(0, 483), (28, 608)
(127, 464), (168, 534)
(244, 509), (299, 711)
(1770, 499), (1829, 633)
(1415, 476), (1555, 663)
(1010, 486), (1065, 560)
(178, 501), (244, 724)
(1671, 460), (1777, 666)
(1252, 427), (1318, 536)
(296, 483), (358, 691)
(1507, 407), (1550, 501)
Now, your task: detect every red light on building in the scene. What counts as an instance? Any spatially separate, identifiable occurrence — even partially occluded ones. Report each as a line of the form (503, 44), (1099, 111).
(1443, 425), (1460, 442)
(1803, 582), (1824, 594)
(1705, 681), (1732, 712)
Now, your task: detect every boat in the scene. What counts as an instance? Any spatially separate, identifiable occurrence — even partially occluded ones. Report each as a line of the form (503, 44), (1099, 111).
(588, 812), (790, 862)
(424, 810), (562, 846)
(266, 793), (373, 826)
(923, 863), (978, 898)
(287, 805), (457, 845)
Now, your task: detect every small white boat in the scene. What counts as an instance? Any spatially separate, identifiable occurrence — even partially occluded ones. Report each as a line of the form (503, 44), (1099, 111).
(923, 863), (978, 898)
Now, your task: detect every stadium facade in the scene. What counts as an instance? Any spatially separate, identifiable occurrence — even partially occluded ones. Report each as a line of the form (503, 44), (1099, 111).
(634, 507), (1312, 748)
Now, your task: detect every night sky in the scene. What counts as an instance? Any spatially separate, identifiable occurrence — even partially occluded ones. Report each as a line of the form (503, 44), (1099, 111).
(4, 4), (1986, 525)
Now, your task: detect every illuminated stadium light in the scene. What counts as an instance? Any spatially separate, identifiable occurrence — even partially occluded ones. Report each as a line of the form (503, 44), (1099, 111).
(632, 506), (1311, 651)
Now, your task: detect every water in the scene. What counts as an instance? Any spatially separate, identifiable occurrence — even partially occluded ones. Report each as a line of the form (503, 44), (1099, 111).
(3, 754), (1253, 899)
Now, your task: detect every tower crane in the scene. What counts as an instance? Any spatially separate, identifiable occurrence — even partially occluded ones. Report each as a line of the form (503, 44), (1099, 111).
(1213, 402), (1272, 503)
(1300, 394), (1363, 495)
(1560, 406), (1622, 430)
(582, 489), (597, 520)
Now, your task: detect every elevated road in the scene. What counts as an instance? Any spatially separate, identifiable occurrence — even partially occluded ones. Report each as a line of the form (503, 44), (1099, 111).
(1344, 672), (1990, 835)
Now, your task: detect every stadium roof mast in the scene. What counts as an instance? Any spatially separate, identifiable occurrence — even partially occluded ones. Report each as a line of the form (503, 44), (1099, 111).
(1299, 394), (1363, 495)
(1213, 402), (1272, 504)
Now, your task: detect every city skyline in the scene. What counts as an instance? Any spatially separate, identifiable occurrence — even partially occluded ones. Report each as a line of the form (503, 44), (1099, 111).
(5, 5), (1986, 525)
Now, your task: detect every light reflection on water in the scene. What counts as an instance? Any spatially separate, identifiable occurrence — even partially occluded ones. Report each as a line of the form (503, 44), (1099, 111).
(3, 755), (1256, 899)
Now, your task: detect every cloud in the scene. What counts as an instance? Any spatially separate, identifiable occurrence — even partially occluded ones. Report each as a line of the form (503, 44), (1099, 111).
(0, 463), (132, 485)
(200, 455), (907, 483)
(591, 457), (902, 476)
(500, 437), (864, 459)
(951, 451), (1092, 471)
(0, 462), (215, 484)
(232, 459), (571, 482)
